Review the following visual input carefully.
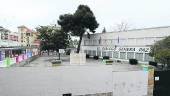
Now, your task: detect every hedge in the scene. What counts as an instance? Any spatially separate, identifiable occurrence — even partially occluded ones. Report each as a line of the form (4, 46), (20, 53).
(149, 61), (157, 67)
(103, 56), (109, 60)
(129, 59), (138, 65)
(93, 56), (99, 60)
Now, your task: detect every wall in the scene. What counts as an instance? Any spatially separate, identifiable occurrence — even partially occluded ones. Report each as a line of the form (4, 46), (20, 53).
(82, 27), (170, 46)
(81, 27), (170, 62)
(0, 48), (39, 67)
(112, 71), (148, 96)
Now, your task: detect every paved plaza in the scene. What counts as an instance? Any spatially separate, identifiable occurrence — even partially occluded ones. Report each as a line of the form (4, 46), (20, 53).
(23, 55), (142, 71)
(0, 55), (144, 96)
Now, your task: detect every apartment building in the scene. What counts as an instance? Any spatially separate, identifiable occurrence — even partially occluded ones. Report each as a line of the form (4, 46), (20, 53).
(18, 25), (39, 47)
(0, 26), (20, 47)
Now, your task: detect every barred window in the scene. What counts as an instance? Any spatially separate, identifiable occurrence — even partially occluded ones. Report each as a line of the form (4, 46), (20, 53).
(120, 52), (126, 59)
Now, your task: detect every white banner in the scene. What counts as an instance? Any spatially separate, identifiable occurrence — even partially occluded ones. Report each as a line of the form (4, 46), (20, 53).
(101, 46), (150, 53)
(59, 49), (65, 53)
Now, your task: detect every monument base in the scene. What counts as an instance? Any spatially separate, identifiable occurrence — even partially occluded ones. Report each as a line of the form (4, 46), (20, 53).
(70, 53), (86, 65)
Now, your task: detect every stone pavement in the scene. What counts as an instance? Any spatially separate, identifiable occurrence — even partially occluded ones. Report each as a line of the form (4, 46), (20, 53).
(0, 55), (146, 96)
(0, 66), (113, 96)
(23, 55), (143, 72)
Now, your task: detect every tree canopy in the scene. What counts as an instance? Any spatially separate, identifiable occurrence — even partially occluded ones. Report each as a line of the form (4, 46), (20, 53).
(150, 36), (170, 68)
(58, 5), (99, 53)
(102, 27), (106, 33)
(36, 25), (69, 55)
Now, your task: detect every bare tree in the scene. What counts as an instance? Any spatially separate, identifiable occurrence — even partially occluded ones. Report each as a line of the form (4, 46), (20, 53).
(115, 21), (130, 32)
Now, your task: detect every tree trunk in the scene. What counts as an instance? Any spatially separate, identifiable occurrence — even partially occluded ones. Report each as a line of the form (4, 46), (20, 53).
(56, 50), (58, 55)
(76, 35), (83, 53)
(48, 50), (49, 56)
(58, 53), (60, 60)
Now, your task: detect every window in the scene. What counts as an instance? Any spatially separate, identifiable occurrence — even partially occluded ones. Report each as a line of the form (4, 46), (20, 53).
(86, 50), (90, 55)
(97, 50), (101, 57)
(120, 52), (126, 59)
(26, 33), (30, 36)
(113, 51), (118, 58)
(4, 33), (8, 40)
(1, 35), (5, 40)
(102, 51), (107, 56)
(144, 53), (153, 62)
(135, 53), (143, 61)
(99, 38), (101, 44)
(127, 52), (134, 59)
(84, 50), (87, 54)
(108, 51), (112, 58)
(89, 50), (92, 56)
(84, 40), (88, 45)
(92, 50), (96, 56)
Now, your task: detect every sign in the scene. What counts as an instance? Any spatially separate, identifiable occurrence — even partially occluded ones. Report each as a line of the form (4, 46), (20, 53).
(102, 46), (150, 53)
(59, 49), (65, 53)
(155, 77), (159, 81)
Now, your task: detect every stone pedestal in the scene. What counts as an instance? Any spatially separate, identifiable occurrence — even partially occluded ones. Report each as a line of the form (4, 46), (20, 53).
(70, 53), (86, 65)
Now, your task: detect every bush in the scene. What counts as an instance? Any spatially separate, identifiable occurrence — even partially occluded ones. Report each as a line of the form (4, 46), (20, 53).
(66, 49), (71, 55)
(149, 61), (157, 67)
(117, 60), (121, 63)
(129, 59), (138, 65)
(103, 56), (109, 60)
(86, 54), (89, 58)
(93, 56), (99, 60)
(105, 60), (113, 64)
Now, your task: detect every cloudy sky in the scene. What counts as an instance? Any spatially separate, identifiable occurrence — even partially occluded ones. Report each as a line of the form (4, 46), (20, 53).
(0, 0), (170, 32)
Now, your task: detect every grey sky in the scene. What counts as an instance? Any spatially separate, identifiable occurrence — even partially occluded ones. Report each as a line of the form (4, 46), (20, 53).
(0, 0), (170, 32)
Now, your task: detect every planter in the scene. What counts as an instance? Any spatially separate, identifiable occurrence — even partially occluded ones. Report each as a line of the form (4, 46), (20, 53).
(51, 60), (62, 67)
(103, 56), (109, 60)
(149, 61), (157, 67)
(70, 53), (86, 65)
(103, 59), (113, 65)
(93, 56), (99, 60)
(129, 59), (138, 65)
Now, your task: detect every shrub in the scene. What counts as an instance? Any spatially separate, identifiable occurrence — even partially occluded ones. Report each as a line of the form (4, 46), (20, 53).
(129, 59), (138, 65)
(103, 56), (109, 60)
(51, 60), (62, 64)
(149, 61), (157, 67)
(63, 93), (72, 96)
(66, 49), (71, 55)
(86, 54), (89, 58)
(117, 60), (121, 63)
(93, 56), (99, 60)
(105, 60), (113, 64)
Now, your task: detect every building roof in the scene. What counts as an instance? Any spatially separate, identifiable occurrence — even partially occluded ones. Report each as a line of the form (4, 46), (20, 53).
(94, 26), (170, 35)
(18, 25), (36, 33)
(0, 26), (11, 32)
(17, 25), (27, 28)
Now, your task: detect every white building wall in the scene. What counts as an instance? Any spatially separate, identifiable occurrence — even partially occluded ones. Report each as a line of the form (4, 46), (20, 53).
(81, 26), (170, 62)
